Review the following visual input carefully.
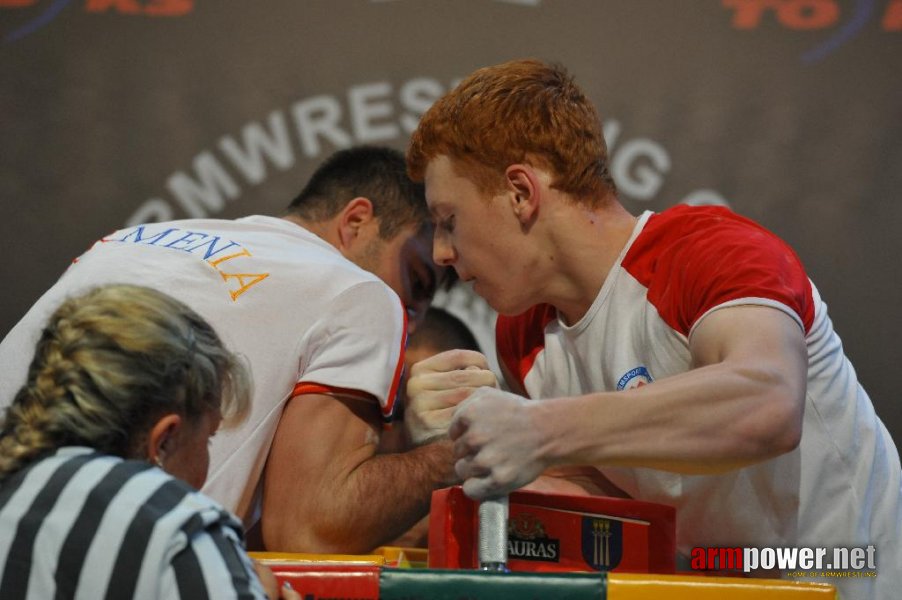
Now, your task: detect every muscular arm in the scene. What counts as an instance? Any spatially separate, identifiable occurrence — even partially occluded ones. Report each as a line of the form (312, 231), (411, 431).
(543, 305), (807, 472)
(262, 392), (457, 554)
(453, 305), (808, 497)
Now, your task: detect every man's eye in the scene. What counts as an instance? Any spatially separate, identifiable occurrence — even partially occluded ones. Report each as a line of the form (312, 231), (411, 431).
(440, 215), (455, 233)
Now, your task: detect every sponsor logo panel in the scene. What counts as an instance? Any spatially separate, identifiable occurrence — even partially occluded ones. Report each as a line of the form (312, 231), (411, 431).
(503, 504), (650, 572)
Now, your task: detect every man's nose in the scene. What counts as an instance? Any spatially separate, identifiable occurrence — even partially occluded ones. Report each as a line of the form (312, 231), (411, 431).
(433, 234), (456, 266)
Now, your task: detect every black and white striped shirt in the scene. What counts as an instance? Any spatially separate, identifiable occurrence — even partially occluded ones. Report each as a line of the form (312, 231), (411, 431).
(0, 446), (268, 599)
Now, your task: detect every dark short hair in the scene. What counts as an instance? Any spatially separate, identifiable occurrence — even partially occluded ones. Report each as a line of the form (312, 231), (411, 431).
(408, 307), (481, 354)
(286, 146), (429, 239)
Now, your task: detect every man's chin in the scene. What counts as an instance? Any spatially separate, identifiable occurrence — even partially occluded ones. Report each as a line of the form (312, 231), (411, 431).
(475, 283), (530, 316)
(467, 279), (491, 305)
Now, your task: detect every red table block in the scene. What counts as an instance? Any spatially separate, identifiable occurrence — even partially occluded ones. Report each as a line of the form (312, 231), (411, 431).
(267, 563), (380, 599)
(428, 486), (676, 574)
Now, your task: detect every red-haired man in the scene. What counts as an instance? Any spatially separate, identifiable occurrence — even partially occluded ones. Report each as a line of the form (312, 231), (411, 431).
(406, 59), (900, 599)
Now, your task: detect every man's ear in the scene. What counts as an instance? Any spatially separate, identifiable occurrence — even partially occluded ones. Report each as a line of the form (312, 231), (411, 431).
(146, 413), (182, 468)
(504, 164), (540, 225)
(337, 197), (377, 251)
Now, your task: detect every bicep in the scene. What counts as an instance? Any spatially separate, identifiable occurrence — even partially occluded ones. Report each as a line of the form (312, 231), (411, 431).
(262, 392), (382, 544)
(267, 392), (382, 482)
(689, 305), (808, 408)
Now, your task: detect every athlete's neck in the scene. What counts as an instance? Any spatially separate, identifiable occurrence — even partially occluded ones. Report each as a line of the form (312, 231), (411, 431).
(541, 199), (637, 325)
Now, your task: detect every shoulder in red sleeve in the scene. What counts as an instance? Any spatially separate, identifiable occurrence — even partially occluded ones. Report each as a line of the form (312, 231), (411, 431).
(623, 205), (814, 336)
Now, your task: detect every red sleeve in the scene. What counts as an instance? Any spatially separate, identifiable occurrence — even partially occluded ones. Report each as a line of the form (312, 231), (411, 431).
(623, 206), (814, 336)
(495, 304), (557, 395)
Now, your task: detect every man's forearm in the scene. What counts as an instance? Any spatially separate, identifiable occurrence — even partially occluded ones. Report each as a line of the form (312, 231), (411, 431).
(265, 439), (456, 554)
(532, 307), (808, 474)
(540, 359), (803, 474)
(342, 438), (457, 552)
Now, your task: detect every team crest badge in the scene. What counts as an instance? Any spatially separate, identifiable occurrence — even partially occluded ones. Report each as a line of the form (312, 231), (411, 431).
(616, 366), (653, 390)
(581, 517), (623, 570)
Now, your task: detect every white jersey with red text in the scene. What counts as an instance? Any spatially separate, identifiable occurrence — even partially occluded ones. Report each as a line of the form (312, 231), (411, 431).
(0, 215), (406, 523)
(498, 205), (900, 599)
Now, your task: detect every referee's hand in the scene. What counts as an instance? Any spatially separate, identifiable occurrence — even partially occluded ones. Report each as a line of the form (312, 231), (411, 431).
(253, 560), (301, 600)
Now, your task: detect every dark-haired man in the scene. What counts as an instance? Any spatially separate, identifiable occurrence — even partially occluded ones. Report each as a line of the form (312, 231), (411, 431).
(0, 146), (495, 554)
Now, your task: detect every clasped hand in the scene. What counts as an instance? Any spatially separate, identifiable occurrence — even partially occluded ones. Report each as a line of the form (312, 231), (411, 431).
(405, 350), (550, 499)
(449, 387), (550, 500)
(404, 349), (497, 445)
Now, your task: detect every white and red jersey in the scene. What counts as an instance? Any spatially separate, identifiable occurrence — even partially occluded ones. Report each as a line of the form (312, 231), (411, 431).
(498, 206), (900, 595)
(0, 215), (407, 523)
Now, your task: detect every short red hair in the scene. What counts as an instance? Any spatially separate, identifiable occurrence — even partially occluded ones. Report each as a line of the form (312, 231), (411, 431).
(407, 59), (616, 204)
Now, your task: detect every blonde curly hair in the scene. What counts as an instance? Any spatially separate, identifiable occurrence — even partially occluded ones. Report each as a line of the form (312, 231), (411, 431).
(0, 284), (250, 482)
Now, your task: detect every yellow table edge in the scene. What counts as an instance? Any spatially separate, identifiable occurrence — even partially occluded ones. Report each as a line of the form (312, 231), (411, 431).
(608, 573), (836, 599)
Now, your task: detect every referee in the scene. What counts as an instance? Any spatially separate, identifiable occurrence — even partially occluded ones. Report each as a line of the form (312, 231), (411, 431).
(0, 285), (297, 599)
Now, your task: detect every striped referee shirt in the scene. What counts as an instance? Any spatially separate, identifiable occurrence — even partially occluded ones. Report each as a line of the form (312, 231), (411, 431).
(0, 446), (268, 599)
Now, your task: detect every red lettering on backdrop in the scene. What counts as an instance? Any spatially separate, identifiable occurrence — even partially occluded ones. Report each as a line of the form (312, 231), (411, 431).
(884, 0), (902, 31)
(777, 0), (838, 29)
(723, 0), (839, 30)
(85, 0), (143, 13)
(144, 0), (192, 17)
(85, 0), (193, 16)
(723, 0), (782, 29)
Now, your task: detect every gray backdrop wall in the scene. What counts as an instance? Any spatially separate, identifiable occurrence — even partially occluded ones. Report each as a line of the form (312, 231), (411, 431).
(2, 0), (900, 443)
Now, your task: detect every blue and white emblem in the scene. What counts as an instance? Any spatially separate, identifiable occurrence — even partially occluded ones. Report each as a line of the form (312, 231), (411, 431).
(616, 366), (653, 391)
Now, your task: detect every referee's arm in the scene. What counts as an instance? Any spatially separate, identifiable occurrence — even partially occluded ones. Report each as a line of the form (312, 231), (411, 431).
(166, 526), (269, 599)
